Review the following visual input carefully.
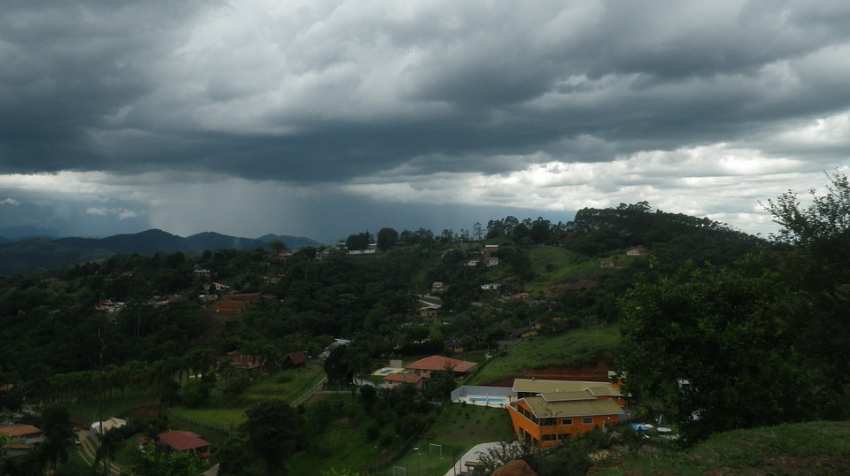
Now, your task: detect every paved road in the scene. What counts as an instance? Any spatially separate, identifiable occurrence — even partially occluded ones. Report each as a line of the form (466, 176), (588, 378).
(443, 441), (507, 476)
(291, 376), (327, 406)
(77, 430), (125, 476)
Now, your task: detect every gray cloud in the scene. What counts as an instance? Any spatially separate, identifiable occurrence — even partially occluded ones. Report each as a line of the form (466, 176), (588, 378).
(1, 1), (850, 238)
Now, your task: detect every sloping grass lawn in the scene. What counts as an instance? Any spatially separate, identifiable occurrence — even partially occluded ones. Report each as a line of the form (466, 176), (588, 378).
(592, 421), (850, 475)
(469, 326), (620, 385)
(242, 364), (325, 403)
(393, 404), (515, 476)
(67, 389), (157, 425)
(169, 407), (247, 431)
(287, 394), (390, 475)
(527, 246), (598, 292)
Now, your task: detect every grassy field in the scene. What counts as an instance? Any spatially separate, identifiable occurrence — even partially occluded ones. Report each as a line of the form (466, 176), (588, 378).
(286, 394), (390, 475)
(468, 326), (620, 385)
(393, 404), (515, 476)
(67, 389), (157, 425)
(241, 364), (325, 403)
(592, 421), (850, 475)
(527, 245), (599, 292)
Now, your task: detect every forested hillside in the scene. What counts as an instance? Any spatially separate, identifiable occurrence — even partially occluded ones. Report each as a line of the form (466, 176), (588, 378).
(1, 174), (848, 476)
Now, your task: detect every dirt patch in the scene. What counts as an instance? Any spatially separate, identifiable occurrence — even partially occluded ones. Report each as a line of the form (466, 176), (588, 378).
(479, 364), (610, 387)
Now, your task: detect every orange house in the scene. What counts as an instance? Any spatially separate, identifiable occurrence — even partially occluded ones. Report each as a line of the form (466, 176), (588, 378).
(506, 379), (625, 448)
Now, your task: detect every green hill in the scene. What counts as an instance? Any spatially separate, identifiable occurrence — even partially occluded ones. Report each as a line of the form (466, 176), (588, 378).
(593, 421), (850, 475)
(469, 326), (620, 385)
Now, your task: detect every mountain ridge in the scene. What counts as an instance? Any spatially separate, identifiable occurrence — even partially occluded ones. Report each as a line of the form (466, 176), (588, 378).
(0, 229), (321, 275)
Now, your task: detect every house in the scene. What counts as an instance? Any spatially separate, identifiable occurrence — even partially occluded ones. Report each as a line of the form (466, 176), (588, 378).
(418, 299), (442, 317)
(507, 379), (625, 448)
(625, 245), (650, 257)
(214, 293), (264, 316)
(95, 299), (126, 314)
(511, 293), (530, 302)
(225, 351), (264, 370)
(383, 373), (426, 390)
(319, 338), (352, 359)
(486, 257), (500, 267)
(285, 351), (306, 367)
(483, 244), (499, 256)
(405, 355), (477, 377)
(90, 417), (127, 435)
(480, 283), (502, 291)
(0, 425), (43, 445)
(157, 431), (210, 458)
(465, 259), (480, 267)
(193, 268), (211, 279)
(211, 282), (230, 292)
(0, 424), (44, 456)
(431, 281), (445, 293)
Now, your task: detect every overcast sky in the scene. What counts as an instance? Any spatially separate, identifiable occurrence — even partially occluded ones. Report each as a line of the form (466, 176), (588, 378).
(2, 0), (849, 241)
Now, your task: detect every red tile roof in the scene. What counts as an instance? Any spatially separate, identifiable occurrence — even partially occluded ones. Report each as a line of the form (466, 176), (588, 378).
(0, 425), (41, 438)
(287, 351), (306, 366)
(384, 373), (425, 384)
(405, 355), (477, 373)
(158, 431), (210, 451)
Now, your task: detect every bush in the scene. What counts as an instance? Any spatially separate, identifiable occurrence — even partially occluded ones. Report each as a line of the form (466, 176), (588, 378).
(366, 424), (380, 441)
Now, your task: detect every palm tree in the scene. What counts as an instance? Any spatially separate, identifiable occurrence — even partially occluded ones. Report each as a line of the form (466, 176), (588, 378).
(94, 430), (121, 476)
(40, 405), (74, 474)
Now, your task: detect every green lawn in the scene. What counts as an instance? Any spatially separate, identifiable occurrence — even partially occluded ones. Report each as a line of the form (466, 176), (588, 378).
(67, 389), (157, 425)
(242, 364), (325, 403)
(286, 394), (390, 475)
(169, 407), (247, 431)
(593, 420), (850, 475)
(468, 326), (620, 385)
(527, 245), (599, 293)
(393, 404), (515, 476)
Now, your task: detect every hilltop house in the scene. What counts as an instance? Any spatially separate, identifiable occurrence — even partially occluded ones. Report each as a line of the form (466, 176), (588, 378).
(225, 351), (264, 370)
(0, 425), (43, 456)
(626, 245), (650, 257)
(285, 351), (307, 367)
(214, 293), (266, 316)
(405, 355), (477, 377)
(157, 431), (210, 459)
(90, 417), (127, 435)
(507, 379), (625, 448)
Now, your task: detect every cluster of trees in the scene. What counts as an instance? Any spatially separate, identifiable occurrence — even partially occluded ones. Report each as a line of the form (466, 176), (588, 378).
(0, 406), (74, 475)
(620, 173), (850, 441)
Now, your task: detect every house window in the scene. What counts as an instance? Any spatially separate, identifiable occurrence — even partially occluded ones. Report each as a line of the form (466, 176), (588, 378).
(558, 434), (570, 440)
(542, 434), (557, 441)
(582, 416), (593, 424)
(562, 417), (572, 425)
(541, 418), (557, 426)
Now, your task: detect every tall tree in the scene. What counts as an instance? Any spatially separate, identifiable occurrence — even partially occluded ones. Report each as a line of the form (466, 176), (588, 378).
(376, 228), (399, 251)
(245, 401), (303, 476)
(40, 405), (74, 472)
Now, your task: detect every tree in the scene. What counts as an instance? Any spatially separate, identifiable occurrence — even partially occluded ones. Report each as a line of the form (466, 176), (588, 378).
(40, 405), (74, 472)
(345, 232), (371, 251)
(765, 172), (850, 246)
(244, 401), (303, 476)
(473, 222), (484, 241)
(619, 265), (811, 441)
(135, 443), (206, 476)
(376, 228), (399, 251)
(268, 240), (287, 256)
(323, 346), (353, 386)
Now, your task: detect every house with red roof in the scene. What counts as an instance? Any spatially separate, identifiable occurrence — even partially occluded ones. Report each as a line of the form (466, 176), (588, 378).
(383, 373), (426, 390)
(157, 431), (210, 458)
(285, 351), (306, 367)
(405, 355), (477, 378)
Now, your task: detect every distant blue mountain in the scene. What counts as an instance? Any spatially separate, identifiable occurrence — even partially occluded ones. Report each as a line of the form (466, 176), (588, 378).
(0, 229), (320, 275)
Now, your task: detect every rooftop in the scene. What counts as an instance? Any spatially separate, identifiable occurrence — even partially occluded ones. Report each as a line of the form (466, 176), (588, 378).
(0, 425), (41, 438)
(512, 379), (620, 397)
(158, 431), (210, 451)
(384, 373), (425, 384)
(521, 397), (624, 419)
(405, 355), (477, 373)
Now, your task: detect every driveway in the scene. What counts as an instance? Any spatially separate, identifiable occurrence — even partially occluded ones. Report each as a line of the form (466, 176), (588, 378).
(443, 441), (507, 476)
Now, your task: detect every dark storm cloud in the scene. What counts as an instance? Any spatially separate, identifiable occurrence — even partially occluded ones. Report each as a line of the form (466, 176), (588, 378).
(1, 0), (850, 184)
